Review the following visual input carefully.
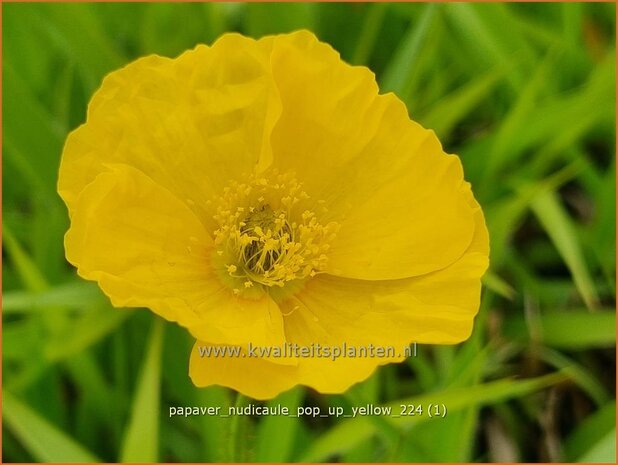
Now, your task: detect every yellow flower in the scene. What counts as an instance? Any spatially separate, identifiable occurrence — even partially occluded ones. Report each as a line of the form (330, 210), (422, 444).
(58, 30), (489, 400)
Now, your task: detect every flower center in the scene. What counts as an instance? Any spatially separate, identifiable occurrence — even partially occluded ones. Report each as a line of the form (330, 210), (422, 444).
(211, 172), (338, 295)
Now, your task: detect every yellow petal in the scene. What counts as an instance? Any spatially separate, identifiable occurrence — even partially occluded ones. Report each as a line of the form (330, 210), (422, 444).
(58, 34), (281, 233)
(191, 293), (288, 352)
(189, 339), (383, 400)
(285, 189), (489, 347)
(325, 142), (476, 280)
(267, 30), (475, 279)
(190, 291), (398, 396)
(189, 188), (487, 399)
(190, 342), (297, 400)
(65, 164), (285, 347)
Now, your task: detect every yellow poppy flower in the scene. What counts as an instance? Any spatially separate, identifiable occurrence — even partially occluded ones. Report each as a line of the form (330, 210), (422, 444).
(58, 30), (489, 400)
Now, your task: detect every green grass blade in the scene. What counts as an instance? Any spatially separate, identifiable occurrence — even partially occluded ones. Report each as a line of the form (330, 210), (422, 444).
(65, 354), (118, 429)
(483, 48), (558, 183)
(3, 391), (101, 462)
(505, 309), (615, 349)
(482, 270), (516, 300)
(3, 281), (105, 313)
(42, 3), (125, 92)
(255, 387), (304, 462)
(485, 162), (580, 266)
(436, 369), (559, 423)
(531, 190), (599, 308)
(344, 389), (400, 450)
(381, 4), (437, 95)
(2, 63), (64, 194)
(245, 3), (316, 37)
(540, 348), (609, 405)
(578, 428), (616, 463)
(565, 400), (616, 460)
(504, 52), (614, 176)
(351, 3), (388, 65)
(200, 3), (227, 42)
(443, 3), (522, 89)
(300, 372), (567, 461)
(297, 414), (374, 462)
(3, 221), (49, 293)
(120, 318), (164, 462)
(196, 387), (232, 462)
(45, 307), (131, 361)
(420, 65), (506, 138)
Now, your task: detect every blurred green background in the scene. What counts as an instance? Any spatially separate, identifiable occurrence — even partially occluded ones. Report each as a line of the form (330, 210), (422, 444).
(2, 2), (616, 463)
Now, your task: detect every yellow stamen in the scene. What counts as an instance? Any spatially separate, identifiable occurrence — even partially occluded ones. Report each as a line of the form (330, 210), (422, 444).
(211, 171), (339, 292)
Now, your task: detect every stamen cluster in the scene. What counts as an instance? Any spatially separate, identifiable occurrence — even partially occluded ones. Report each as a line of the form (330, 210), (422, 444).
(212, 172), (338, 293)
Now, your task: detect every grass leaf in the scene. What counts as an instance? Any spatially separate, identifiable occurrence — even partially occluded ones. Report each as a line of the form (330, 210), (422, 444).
(3, 391), (101, 462)
(531, 190), (599, 308)
(42, 3), (125, 92)
(505, 309), (615, 349)
(351, 3), (388, 65)
(578, 428), (616, 463)
(255, 387), (305, 462)
(420, 65), (506, 138)
(3, 281), (105, 313)
(120, 318), (164, 462)
(300, 372), (567, 461)
(381, 4), (437, 95)
(565, 401), (616, 460)
(3, 223), (49, 293)
(45, 307), (131, 361)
